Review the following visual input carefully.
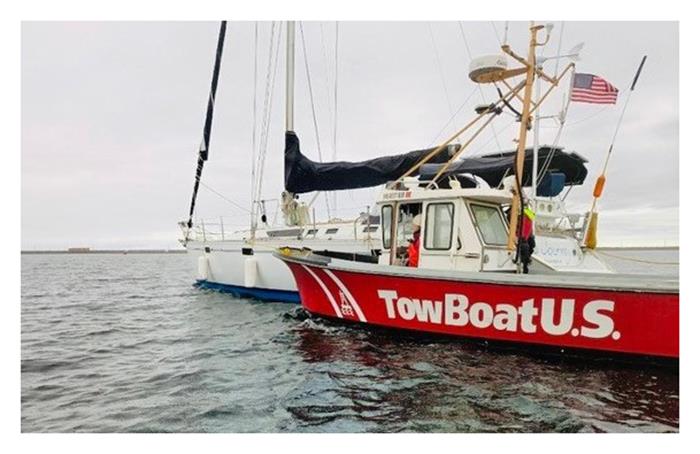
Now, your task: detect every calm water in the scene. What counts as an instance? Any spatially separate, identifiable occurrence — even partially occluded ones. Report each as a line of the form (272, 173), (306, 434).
(21, 250), (679, 433)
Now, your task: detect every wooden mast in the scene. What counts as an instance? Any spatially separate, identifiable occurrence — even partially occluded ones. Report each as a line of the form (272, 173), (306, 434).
(506, 23), (542, 252)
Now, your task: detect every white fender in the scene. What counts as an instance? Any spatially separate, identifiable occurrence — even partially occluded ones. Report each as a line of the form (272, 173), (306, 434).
(197, 255), (210, 281)
(244, 257), (258, 288)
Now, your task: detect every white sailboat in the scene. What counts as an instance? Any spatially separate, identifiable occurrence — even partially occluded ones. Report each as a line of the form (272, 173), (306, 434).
(180, 22), (452, 302)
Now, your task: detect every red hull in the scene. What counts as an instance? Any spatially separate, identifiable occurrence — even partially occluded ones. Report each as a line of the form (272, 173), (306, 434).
(281, 258), (678, 359)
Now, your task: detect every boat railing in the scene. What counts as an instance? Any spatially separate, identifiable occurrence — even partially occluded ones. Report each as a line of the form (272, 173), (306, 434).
(184, 214), (380, 243)
(183, 218), (252, 242)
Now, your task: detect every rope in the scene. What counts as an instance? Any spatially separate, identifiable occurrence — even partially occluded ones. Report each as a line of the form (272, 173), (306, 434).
(299, 22), (331, 220)
(596, 249), (679, 266)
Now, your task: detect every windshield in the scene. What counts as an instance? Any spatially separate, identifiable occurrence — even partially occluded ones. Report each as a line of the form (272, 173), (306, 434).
(470, 203), (508, 246)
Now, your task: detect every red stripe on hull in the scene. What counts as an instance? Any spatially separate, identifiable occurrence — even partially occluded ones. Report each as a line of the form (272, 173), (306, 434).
(285, 263), (678, 358)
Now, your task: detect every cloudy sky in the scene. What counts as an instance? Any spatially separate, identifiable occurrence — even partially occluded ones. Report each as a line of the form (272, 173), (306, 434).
(21, 21), (678, 250)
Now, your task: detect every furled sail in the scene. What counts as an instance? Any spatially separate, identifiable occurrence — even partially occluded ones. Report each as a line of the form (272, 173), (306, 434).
(418, 147), (588, 191)
(284, 131), (456, 194)
(186, 21), (227, 229)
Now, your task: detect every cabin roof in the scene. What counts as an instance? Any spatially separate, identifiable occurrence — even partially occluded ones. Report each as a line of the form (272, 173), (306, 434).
(378, 185), (513, 205)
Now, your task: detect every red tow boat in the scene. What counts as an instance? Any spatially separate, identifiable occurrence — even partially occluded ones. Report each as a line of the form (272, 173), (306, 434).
(275, 248), (678, 359)
(273, 23), (678, 361)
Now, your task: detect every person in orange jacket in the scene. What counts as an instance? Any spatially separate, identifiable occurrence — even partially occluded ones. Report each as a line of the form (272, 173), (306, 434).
(407, 214), (421, 267)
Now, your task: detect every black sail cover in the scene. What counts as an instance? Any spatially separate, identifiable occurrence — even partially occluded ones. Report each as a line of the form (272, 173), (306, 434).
(418, 147), (589, 188)
(284, 131), (455, 194)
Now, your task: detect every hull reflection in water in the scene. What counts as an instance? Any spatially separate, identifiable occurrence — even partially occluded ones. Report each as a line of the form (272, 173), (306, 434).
(286, 311), (678, 432)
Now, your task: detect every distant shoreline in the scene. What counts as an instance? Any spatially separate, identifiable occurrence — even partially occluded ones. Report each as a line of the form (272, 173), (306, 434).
(21, 249), (187, 255)
(21, 246), (678, 255)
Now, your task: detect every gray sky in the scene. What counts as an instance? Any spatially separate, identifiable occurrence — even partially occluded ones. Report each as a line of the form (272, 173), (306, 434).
(21, 21), (678, 250)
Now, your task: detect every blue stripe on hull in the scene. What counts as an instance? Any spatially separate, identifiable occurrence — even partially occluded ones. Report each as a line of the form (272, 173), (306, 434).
(194, 280), (300, 304)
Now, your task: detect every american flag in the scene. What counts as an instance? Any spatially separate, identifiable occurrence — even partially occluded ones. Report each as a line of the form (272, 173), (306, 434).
(571, 73), (619, 104)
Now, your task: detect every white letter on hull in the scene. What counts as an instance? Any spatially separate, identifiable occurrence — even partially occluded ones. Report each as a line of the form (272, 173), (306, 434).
(493, 304), (518, 332)
(378, 290), (398, 319)
(518, 299), (539, 333)
(469, 303), (494, 328)
(581, 300), (615, 339)
(445, 294), (469, 327)
(397, 297), (416, 320)
(541, 298), (575, 335)
(414, 299), (443, 324)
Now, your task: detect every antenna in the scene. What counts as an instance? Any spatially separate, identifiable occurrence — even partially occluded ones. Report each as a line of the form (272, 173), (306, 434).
(537, 42), (584, 65)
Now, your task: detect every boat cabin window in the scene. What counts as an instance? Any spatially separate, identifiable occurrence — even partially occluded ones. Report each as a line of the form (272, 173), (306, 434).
(470, 203), (508, 246)
(381, 205), (393, 249)
(397, 203), (422, 246)
(306, 229), (318, 236)
(325, 228), (339, 235)
(424, 202), (454, 250)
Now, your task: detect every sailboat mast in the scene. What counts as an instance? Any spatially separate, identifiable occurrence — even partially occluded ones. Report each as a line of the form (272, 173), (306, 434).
(286, 21), (295, 132)
(506, 23), (541, 252)
(186, 20), (227, 230)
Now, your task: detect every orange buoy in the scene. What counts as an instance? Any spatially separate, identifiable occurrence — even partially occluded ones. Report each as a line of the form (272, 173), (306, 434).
(593, 175), (606, 198)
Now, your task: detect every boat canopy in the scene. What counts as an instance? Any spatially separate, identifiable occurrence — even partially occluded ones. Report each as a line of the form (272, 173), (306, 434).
(418, 147), (589, 193)
(284, 131), (456, 194)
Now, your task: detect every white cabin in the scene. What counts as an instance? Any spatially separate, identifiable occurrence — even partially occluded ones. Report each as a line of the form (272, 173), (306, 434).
(375, 178), (610, 274)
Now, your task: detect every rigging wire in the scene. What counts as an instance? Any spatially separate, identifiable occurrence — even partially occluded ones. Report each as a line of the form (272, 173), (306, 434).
(471, 121), (514, 156)
(333, 22), (339, 218)
(299, 22), (332, 220)
(254, 22), (283, 217)
(458, 22), (503, 152)
(490, 21), (504, 45)
(535, 22), (578, 186)
(200, 181), (252, 213)
(250, 21), (259, 231)
(428, 23), (456, 131)
(429, 86), (479, 145)
(318, 23), (335, 135)
(253, 21), (277, 206)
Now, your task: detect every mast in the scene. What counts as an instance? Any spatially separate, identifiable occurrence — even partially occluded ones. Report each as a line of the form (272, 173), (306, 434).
(185, 21), (227, 230)
(531, 72), (541, 201)
(506, 23), (541, 252)
(286, 21), (295, 132)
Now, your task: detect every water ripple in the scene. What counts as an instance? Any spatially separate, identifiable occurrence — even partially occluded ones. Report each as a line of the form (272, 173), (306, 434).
(21, 252), (679, 432)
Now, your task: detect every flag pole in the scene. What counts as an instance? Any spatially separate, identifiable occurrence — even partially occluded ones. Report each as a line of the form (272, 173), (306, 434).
(583, 55), (647, 249)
